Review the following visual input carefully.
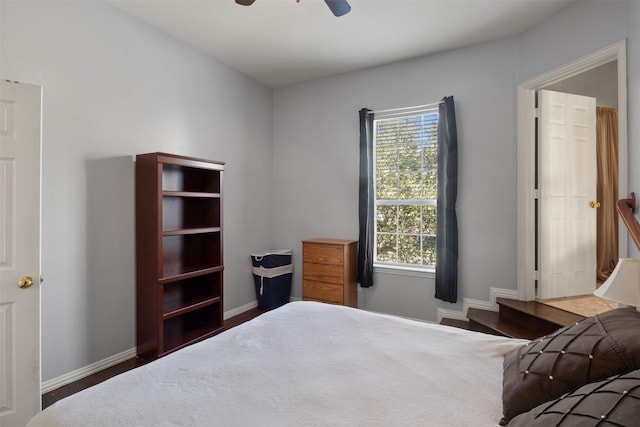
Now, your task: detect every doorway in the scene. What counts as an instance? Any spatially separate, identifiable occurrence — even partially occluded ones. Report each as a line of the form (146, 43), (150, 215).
(516, 40), (628, 305)
(542, 63), (620, 289)
(537, 89), (598, 300)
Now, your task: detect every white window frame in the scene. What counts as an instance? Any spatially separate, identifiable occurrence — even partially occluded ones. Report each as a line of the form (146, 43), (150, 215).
(372, 106), (439, 275)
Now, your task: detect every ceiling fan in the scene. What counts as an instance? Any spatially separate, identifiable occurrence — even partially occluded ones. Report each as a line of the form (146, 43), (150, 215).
(235, 0), (351, 17)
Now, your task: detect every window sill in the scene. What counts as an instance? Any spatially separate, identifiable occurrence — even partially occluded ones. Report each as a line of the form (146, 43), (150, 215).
(373, 264), (435, 279)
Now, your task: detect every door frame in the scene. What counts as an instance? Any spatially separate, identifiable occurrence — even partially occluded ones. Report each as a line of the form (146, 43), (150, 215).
(517, 39), (628, 301)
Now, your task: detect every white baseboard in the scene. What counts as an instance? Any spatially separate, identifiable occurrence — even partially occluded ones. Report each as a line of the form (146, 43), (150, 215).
(436, 287), (518, 323)
(436, 307), (468, 322)
(223, 300), (258, 319)
(41, 347), (137, 394)
(43, 301), (263, 394)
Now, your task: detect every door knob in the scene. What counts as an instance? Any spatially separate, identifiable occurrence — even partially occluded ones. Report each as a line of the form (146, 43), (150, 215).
(18, 276), (34, 289)
(590, 201), (601, 208)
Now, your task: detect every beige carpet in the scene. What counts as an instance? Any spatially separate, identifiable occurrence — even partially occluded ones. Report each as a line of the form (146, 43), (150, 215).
(540, 295), (618, 317)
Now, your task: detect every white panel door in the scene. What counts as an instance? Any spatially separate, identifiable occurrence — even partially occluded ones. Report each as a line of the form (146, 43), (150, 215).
(538, 89), (597, 299)
(0, 81), (42, 426)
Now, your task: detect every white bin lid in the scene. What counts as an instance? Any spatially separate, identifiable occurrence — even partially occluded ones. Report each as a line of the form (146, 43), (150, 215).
(252, 264), (293, 278)
(251, 249), (292, 258)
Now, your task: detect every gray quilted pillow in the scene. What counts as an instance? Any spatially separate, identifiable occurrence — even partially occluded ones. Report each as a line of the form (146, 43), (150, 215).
(508, 368), (640, 426)
(501, 308), (640, 425)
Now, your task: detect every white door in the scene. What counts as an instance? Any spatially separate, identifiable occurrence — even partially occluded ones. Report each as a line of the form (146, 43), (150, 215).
(538, 89), (597, 299)
(0, 81), (42, 426)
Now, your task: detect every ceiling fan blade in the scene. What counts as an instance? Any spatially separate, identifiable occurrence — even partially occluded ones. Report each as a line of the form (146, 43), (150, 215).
(324, 0), (351, 17)
(235, 0), (256, 6)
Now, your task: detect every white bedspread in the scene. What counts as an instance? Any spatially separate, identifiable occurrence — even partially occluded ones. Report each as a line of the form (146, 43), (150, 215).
(27, 301), (527, 426)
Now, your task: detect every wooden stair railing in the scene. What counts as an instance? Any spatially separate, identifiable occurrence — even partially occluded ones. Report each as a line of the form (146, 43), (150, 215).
(617, 192), (640, 252)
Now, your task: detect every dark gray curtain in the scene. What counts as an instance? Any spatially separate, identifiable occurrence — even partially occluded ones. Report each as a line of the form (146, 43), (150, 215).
(434, 96), (458, 303)
(358, 108), (374, 288)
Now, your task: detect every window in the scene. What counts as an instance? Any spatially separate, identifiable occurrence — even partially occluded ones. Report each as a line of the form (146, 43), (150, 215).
(374, 107), (438, 268)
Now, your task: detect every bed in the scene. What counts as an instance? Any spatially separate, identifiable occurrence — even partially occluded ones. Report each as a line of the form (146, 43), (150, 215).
(27, 301), (640, 426)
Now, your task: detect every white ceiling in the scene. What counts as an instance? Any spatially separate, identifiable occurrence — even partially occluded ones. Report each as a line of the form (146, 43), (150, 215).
(107, 0), (576, 88)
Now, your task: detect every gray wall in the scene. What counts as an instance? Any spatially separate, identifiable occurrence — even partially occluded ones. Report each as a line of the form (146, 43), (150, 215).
(629, 2), (640, 258)
(273, 37), (520, 319)
(544, 61), (618, 108)
(272, 0), (636, 321)
(3, 0), (640, 382)
(517, 0), (629, 83)
(1, 1), (274, 381)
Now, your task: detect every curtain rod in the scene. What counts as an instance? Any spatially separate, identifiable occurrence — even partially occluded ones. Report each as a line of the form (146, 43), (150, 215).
(367, 102), (440, 115)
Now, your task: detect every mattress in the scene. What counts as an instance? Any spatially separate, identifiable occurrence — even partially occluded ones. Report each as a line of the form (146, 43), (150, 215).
(27, 301), (527, 426)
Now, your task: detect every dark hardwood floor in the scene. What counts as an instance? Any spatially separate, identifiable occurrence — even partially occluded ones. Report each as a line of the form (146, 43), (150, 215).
(42, 306), (265, 409)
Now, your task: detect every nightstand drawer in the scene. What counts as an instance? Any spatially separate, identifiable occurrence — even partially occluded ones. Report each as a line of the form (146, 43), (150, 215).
(302, 262), (343, 284)
(303, 280), (344, 304)
(302, 243), (344, 266)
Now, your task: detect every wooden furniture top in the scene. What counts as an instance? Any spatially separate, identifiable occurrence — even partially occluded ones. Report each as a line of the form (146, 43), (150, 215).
(139, 152), (225, 170)
(302, 238), (357, 245)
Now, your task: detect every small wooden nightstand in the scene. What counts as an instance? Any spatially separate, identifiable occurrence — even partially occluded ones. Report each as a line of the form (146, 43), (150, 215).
(302, 238), (357, 307)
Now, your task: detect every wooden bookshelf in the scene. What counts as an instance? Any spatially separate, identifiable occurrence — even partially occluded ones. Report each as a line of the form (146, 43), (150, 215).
(136, 152), (225, 360)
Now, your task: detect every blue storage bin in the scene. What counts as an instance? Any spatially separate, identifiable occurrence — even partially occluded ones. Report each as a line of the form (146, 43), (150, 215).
(251, 249), (293, 310)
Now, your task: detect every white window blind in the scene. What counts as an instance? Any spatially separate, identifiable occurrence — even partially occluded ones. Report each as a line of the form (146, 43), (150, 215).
(373, 106), (439, 267)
